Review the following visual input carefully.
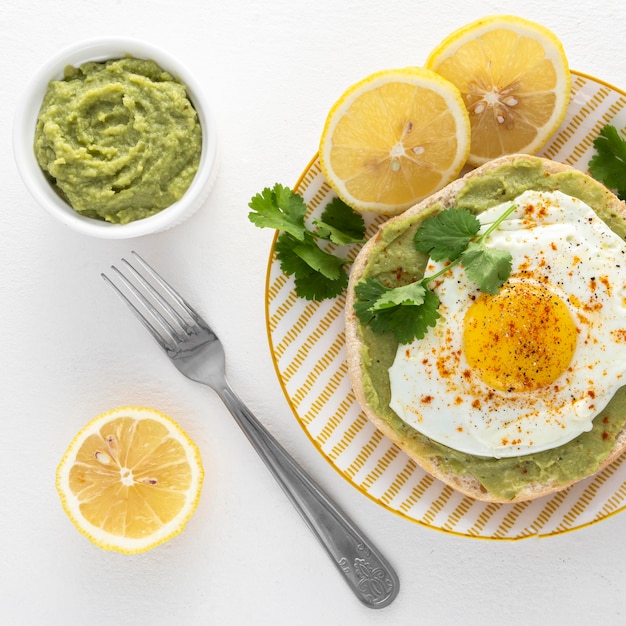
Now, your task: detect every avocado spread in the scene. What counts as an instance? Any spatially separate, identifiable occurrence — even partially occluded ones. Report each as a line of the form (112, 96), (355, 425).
(34, 57), (202, 224)
(356, 158), (626, 500)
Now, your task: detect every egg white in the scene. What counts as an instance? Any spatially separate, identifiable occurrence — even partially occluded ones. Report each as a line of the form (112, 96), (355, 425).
(388, 190), (626, 458)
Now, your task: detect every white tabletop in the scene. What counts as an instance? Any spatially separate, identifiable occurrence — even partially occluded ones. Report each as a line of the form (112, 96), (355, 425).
(4, 1), (626, 624)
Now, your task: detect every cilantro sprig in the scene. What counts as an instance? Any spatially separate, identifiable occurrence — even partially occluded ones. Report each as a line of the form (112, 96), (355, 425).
(588, 124), (626, 200)
(248, 184), (365, 300)
(249, 183), (516, 341)
(354, 279), (442, 344)
(354, 204), (516, 343)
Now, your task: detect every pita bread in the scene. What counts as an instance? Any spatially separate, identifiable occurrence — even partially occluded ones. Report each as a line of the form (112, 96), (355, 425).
(345, 154), (626, 502)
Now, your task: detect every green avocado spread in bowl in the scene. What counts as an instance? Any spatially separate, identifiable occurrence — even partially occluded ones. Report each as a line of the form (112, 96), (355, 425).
(34, 57), (202, 225)
(14, 38), (217, 238)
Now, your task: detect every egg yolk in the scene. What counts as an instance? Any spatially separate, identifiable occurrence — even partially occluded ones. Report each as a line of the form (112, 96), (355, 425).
(463, 282), (577, 392)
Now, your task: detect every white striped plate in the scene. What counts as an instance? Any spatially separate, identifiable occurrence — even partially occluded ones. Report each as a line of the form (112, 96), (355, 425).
(265, 71), (626, 539)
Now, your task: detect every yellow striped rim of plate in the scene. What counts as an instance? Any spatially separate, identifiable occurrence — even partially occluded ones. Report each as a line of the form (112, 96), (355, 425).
(265, 71), (626, 540)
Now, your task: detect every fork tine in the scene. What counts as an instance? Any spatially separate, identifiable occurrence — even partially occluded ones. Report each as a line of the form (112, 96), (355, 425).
(121, 256), (192, 333)
(130, 251), (203, 328)
(101, 262), (181, 354)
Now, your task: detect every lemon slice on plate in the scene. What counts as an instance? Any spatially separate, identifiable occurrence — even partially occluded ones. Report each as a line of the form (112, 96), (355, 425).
(56, 406), (204, 554)
(319, 67), (471, 215)
(426, 14), (571, 165)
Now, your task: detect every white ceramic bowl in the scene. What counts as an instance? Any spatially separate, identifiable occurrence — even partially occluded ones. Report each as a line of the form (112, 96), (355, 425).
(13, 37), (218, 239)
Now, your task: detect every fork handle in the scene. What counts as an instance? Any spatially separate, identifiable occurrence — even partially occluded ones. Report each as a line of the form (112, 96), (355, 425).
(216, 382), (399, 609)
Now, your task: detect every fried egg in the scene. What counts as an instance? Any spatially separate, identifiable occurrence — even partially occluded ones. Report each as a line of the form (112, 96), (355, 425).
(388, 189), (626, 458)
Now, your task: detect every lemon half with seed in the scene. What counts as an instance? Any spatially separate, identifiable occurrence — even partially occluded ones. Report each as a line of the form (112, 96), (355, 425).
(56, 406), (204, 554)
(319, 67), (471, 215)
(426, 15), (571, 165)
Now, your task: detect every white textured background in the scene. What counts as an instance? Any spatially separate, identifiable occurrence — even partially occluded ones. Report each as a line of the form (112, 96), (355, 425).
(2, 1), (626, 624)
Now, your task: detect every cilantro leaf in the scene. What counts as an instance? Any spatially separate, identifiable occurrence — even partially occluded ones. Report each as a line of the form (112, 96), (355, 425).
(589, 124), (626, 200)
(392, 288), (440, 343)
(371, 281), (427, 310)
(294, 271), (348, 301)
(275, 232), (346, 280)
(314, 197), (366, 245)
(275, 233), (314, 278)
(462, 243), (512, 294)
(275, 232), (349, 300)
(313, 219), (364, 245)
(353, 278), (388, 324)
(414, 208), (481, 261)
(353, 278), (440, 343)
(248, 184), (308, 240)
(291, 239), (347, 280)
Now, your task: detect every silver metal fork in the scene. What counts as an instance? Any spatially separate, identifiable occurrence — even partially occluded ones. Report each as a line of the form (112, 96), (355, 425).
(102, 251), (399, 609)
